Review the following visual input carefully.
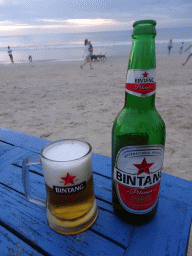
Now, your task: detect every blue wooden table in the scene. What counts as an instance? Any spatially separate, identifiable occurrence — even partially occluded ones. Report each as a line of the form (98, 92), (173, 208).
(0, 127), (191, 256)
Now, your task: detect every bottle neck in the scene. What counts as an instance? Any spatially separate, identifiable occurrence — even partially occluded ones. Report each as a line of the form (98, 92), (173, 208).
(125, 36), (156, 110)
(124, 93), (155, 110)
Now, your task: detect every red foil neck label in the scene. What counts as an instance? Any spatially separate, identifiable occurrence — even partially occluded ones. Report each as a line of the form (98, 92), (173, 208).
(114, 145), (164, 214)
(126, 69), (156, 97)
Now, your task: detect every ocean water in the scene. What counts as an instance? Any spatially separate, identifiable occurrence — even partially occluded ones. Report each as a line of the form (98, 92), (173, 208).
(0, 26), (192, 64)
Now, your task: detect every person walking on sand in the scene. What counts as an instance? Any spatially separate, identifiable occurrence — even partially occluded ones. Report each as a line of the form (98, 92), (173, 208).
(168, 39), (173, 55)
(28, 55), (32, 62)
(88, 41), (93, 57)
(182, 44), (192, 66)
(80, 39), (93, 70)
(180, 42), (184, 54)
(7, 46), (14, 63)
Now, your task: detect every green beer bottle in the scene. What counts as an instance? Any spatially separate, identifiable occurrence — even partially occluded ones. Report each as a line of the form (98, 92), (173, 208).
(112, 20), (166, 224)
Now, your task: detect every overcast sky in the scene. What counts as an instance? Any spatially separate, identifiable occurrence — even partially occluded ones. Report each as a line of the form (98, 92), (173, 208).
(0, 0), (191, 35)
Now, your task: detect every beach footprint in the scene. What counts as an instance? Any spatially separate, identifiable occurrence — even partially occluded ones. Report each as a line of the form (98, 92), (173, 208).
(40, 133), (52, 138)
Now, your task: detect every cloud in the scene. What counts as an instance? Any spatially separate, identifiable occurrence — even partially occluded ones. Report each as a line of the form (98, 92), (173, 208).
(35, 18), (134, 29)
(0, 20), (29, 26)
(0, 0), (41, 6)
(36, 19), (68, 23)
(66, 18), (119, 26)
(0, 17), (135, 36)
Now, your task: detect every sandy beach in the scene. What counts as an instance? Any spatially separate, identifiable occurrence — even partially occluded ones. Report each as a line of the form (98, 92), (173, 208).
(0, 55), (192, 253)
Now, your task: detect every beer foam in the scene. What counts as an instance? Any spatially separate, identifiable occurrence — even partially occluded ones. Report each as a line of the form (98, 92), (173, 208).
(41, 140), (92, 188)
(43, 140), (90, 161)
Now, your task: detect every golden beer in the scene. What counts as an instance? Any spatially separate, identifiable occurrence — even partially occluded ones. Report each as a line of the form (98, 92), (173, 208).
(46, 176), (95, 220)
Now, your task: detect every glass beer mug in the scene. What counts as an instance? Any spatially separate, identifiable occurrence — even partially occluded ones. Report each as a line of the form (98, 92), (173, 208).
(22, 139), (98, 235)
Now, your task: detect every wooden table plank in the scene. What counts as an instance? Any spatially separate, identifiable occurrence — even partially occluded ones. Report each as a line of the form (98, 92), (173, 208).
(0, 225), (43, 256)
(92, 153), (111, 178)
(0, 184), (125, 256)
(0, 127), (50, 153)
(0, 164), (45, 197)
(160, 173), (192, 206)
(0, 147), (27, 170)
(12, 150), (44, 175)
(124, 196), (192, 256)
(0, 141), (14, 156)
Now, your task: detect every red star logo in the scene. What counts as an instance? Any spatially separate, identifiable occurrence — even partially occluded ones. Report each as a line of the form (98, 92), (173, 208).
(133, 158), (154, 175)
(61, 173), (76, 185)
(142, 71), (149, 78)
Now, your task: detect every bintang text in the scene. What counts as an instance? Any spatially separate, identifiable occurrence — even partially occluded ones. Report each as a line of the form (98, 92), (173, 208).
(53, 182), (86, 194)
(115, 168), (162, 187)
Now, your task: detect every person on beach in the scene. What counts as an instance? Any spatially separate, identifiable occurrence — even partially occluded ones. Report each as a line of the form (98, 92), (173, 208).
(88, 41), (93, 57)
(7, 46), (14, 63)
(168, 39), (173, 55)
(28, 55), (32, 62)
(80, 39), (93, 70)
(180, 42), (184, 54)
(182, 44), (192, 66)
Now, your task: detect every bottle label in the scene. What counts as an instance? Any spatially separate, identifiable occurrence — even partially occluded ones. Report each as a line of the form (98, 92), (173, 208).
(126, 69), (156, 97)
(114, 145), (164, 214)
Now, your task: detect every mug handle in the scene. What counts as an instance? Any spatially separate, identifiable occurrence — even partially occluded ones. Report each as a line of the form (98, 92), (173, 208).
(22, 157), (46, 207)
